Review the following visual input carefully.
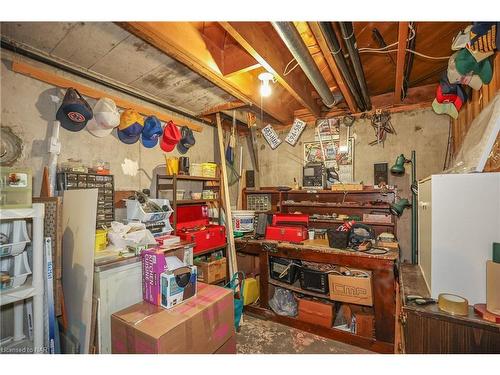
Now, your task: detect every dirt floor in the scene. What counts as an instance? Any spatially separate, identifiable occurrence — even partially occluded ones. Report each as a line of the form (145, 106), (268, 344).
(236, 315), (373, 354)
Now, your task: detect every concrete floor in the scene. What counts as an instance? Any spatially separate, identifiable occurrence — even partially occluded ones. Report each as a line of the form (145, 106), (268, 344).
(236, 315), (373, 354)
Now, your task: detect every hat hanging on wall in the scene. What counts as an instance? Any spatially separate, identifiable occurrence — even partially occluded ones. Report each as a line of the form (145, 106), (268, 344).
(455, 48), (493, 85)
(117, 109), (144, 144)
(447, 51), (484, 90)
(160, 120), (181, 152)
(141, 116), (163, 148)
(177, 126), (196, 154)
(56, 88), (93, 132)
(86, 98), (120, 137)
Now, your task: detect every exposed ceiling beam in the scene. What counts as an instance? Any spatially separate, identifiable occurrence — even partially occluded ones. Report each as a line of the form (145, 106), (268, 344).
(219, 22), (322, 117)
(200, 100), (247, 116)
(394, 22), (409, 103)
(10, 60), (204, 132)
(308, 22), (358, 113)
(120, 22), (295, 124)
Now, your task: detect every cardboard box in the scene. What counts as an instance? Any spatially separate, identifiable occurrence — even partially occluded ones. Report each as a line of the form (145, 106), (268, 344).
(328, 270), (373, 306)
(111, 283), (235, 353)
(160, 265), (197, 309)
(354, 311), (375, 338)
(195, 257), (227, 284)
(297, 298), (334, 328)
(214, 335), (237, 354)
(362, 213), (392, 224)
(141, 242), (194, 305)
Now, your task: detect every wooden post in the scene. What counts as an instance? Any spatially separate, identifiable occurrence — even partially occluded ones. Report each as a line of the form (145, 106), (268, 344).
(394, 22), (409, 103)
(216, 113), (238, 276)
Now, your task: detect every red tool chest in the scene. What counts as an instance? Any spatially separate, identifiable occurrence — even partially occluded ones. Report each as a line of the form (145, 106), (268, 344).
(265, 213), (309, 243)
(173, 205), (226, 254)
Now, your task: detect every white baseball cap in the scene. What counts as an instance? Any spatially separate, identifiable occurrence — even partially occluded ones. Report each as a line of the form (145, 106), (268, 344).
(451, 25), (472, 50)
(86, 98), (120, 137)
(447, 51), (482, 90)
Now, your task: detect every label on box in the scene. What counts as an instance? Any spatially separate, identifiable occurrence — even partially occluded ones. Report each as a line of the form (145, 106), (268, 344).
(7, 173), (28, 187)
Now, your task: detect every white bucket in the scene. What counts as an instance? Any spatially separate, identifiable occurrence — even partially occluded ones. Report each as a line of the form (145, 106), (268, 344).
(232, 210), (255, 232)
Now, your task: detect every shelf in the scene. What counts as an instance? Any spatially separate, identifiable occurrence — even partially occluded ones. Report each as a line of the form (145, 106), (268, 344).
(0, 283), (37, 306)
(268, 278), (331, 300)
(0, 204), (44, 220)
(244, 188), (396, 195)
(157, 174), (220, 182)
(193, 244), (227, 257)
(176, 199), (217, 205)
(281, 202), (391, 209)
(309, 219), (395, 227)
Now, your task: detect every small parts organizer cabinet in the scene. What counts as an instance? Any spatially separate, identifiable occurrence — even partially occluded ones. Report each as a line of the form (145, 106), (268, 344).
(57, 172), (115, 228)
(0, 204), (45, 353)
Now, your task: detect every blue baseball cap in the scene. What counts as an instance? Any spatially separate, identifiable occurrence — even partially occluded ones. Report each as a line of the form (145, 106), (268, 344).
(141, 116), (163, 148)
(117, 109), (144, 144)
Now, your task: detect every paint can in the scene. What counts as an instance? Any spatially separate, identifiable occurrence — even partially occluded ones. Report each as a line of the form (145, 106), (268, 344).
(232, 210), (255, 232)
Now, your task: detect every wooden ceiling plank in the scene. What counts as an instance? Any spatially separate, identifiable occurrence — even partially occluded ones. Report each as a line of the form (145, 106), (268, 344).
(11, 60), (204, 132)
(219, 21), (322, 117)
(394, 22), (409, 103)
(120, 22), (293, 124)
(200, 100), (247, 116)
(309, 22), (358, 113)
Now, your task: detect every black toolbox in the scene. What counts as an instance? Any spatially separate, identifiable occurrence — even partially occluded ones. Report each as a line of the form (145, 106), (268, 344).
(269, 257), (301, 284)
(299, 267), (329, 294)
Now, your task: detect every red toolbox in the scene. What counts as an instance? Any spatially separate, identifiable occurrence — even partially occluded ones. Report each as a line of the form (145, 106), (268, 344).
(265, 213), (308, 243)
(174, 205), (226, 254)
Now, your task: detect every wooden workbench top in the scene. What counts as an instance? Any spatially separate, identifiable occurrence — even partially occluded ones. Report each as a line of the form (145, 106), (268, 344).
(235, 237), (399, 262)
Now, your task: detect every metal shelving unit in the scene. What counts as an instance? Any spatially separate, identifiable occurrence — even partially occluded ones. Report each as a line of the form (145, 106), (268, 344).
(0, 204), (44, 353)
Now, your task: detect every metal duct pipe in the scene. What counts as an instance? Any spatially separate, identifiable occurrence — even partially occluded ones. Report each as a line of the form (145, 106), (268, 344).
(339, 22), (372, 110)
(319, 22), (366, 112)
(271, 22), (341, 108)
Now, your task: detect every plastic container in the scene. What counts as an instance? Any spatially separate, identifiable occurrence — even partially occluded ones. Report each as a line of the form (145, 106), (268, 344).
(269, 257), (301, 284)
(94, 229), (108, 253)
(232, 210), (255, 233)
(190, 192), (202, 200)
(299, 267), (329, 294)
(126, 199), (173, 222)
(165, 157), (179, 175)
(0, 251), (32, 290)
(327, 229), (350, 249)
(0, 168), (33, 209)
(158, 189), (185, 201)
(201, 162), (217, 178)
(202, 190), (216, 200)
(190, 163), (202, 177)
(0, 220), (31, 257)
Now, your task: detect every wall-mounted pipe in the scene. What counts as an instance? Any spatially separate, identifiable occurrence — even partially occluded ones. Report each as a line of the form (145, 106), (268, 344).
(319, 22), (366, 112)
(271, 22), (342, 108)
(339, 22), (372, 110)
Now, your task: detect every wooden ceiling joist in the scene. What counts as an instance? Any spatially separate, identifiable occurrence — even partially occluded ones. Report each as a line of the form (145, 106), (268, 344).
(11, 60), (204, 132)
(308, 22), (358, 113)
(219, 22), (322, 118)
(120, 22), (296, 124)
(200, 100), (247, 116)
(394, 22), (410, 103)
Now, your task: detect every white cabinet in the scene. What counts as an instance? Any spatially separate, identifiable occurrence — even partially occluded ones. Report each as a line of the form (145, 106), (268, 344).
(418, 173), (500, 305)
(93, 258), (142, 354)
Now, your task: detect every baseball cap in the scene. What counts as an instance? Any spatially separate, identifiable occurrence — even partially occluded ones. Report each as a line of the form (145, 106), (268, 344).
(141, 116), (163, 148)
(447, 51), (483, 90)
(466, 45), (494, 63)
(469, 22), (497, 52)
(160, 121), (181, 152)
(56, 88), (93, 132)
(436, 84), (463, 112)
(451, 25), (472, 50)
(432, 99), (458, 119)
(86, 98), (120, 137)
(117, 109), (144, 144)
(177, 126), (196, 154)
(455, 48), (493, 84)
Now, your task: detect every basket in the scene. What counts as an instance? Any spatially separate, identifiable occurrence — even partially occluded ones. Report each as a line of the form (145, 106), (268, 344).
(269, 257), (300, 284)
(158, 189), (185, 201)
(201, 162), (217, 178)
(190, 163), (202, 177)
(299, 267), (329, 294)
(126, 199), (173, 222)
(327, 229), (349, 249)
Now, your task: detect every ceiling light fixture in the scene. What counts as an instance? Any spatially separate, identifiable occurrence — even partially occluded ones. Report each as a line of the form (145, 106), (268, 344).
(258, 72), (274, 97)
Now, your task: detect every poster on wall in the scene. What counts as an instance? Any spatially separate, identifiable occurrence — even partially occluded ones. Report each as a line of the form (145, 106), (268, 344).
(315, 117), (340, 141)
(303, 138), (355, 182)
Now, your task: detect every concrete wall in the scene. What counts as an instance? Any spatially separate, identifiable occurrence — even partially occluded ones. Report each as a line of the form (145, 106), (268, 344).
(255, 109), (451, 261)
(1, 53), (221, 196)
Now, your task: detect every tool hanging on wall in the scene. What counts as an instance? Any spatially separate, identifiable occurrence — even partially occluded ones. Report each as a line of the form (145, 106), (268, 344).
(369, 110), (396, 147)
(225, 110), (236, 164)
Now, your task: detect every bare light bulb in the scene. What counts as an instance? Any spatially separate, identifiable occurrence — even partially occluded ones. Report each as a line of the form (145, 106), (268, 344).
(260, 82), (272, 97)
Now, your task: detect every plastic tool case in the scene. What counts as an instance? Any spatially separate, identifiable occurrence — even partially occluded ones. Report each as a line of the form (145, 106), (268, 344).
(174, 205), (226, 255)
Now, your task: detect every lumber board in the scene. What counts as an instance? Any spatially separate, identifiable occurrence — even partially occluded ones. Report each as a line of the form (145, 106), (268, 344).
(394, 22), (409, 103)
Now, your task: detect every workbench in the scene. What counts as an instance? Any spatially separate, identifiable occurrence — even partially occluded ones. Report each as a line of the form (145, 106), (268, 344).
(235, 237), (399, 353)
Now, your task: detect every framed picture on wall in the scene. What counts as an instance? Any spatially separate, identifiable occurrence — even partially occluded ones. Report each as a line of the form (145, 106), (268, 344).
(303, 138), (355, 182)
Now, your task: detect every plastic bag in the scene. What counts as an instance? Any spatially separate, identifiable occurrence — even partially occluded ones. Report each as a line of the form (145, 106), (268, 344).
(268, 287), (297, 317)
(107, 221), (157, 249)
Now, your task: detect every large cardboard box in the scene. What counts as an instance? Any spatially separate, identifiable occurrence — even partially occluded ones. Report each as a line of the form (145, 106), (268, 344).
(195, 257), (227, 284)
(111, 283), (235, 353)
(214, 335), (237, 354)
(328, 270), (373, 306)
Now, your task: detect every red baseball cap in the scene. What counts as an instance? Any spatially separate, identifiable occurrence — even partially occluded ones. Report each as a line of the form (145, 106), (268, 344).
(160, 121), (181, 152)
(436, 84), (463, 111)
